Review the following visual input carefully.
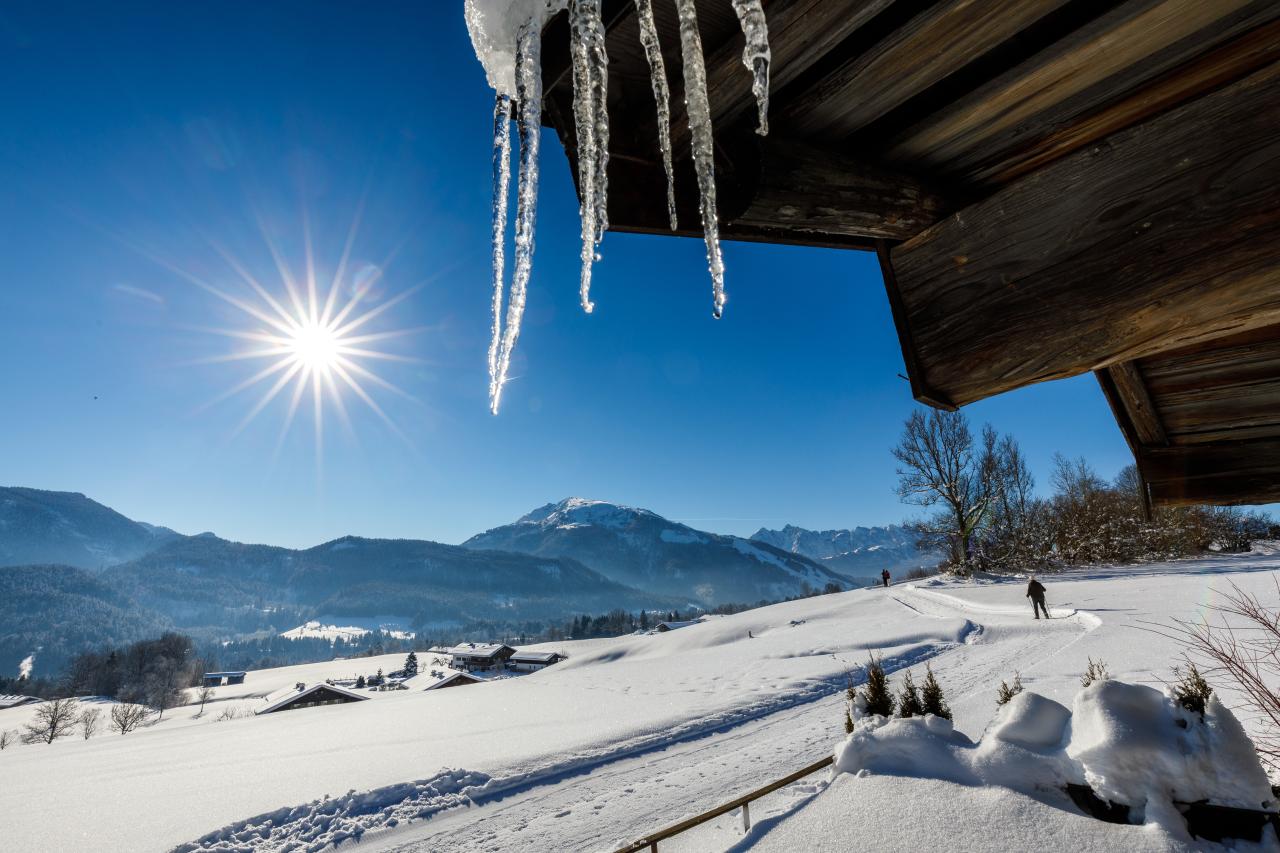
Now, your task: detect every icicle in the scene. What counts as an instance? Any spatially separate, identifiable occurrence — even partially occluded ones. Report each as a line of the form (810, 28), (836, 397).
(673, 0), (727, 319)
(730, 0), (771, 136)
(569, 0), (609, 314)
(491, 21), (543, 415)
(487, 92), (513, 408)
(635, 0), (677, 231)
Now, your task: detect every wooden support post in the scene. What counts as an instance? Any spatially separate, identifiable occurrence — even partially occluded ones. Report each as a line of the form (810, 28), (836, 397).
(742, 802), (751, 832)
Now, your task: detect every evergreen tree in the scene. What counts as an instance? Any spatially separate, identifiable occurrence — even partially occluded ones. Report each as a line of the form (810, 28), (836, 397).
(1172, 663), (1212, 717)
(996, 672), (1023, 706)
(921, 664), (952, 719)
(860, 655), (895, 718)
(898, 670), (923, 718)
(355, 675), (366, 688)
(404, 652), (419, 677)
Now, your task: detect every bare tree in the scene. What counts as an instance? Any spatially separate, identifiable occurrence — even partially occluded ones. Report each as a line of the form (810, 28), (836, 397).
(892, 409), (998, 569)
(196, 685), (215, 716)
(0, 729), (15, 750)
(79, 706), (103, 740)
(1167, 579), (1280, 771)
(146, 656), (188, 721)
(109, 703), (150, 735)
(21, 698), (80, 745)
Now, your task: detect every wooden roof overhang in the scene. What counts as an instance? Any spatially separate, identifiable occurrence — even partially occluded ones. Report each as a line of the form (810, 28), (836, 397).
(536, 0), (1280, 508)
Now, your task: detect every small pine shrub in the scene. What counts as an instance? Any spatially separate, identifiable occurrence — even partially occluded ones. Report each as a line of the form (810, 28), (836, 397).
(1172, 663), (1212, 717)
(844, 707), (855, 734)
(1080, 657), (1109, 688)
(860, 654), (896, 718)
(996, 672), (1024, 706)
(898, 670), (923, 718)
(920, 663), (951, 720)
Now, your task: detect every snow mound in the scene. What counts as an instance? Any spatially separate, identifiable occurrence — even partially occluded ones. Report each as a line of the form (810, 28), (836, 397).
(828, 682), (1274, 842)
(1069, 681), (1272, 815)
(988, 691), (1071, 750)
(173, 768), (491, 853)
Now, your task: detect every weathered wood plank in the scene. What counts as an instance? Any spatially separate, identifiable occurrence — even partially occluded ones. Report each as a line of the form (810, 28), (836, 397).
(730, 138), (948, 241)
(1143, 439), (1280, 505)
(777, 0), (1072, 139)
(1139, 324), (1280, 393)
(668, 0), (899, 154)
(1106, 362), (1167, 446)
(884, 0), (1279, 183)
(888, 60), (1280, 409)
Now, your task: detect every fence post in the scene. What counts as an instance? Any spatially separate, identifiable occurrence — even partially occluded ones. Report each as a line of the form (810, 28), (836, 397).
(742, 802), (751, 832)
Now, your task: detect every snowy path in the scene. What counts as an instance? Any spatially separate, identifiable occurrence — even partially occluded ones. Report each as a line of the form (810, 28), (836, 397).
(356, 586), (1095, 853)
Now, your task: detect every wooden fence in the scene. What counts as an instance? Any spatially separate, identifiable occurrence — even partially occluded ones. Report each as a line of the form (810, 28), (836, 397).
(612, 754), (834, 853)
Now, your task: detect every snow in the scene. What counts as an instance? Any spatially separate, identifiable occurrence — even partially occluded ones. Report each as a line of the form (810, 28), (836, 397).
(3, 551), (1279, 852)
(463, 0), (566, 96)
(281, 620), (414, 641)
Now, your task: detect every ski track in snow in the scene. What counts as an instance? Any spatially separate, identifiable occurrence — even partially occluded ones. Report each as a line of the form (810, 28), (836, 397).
(302, 589), (1095, 853)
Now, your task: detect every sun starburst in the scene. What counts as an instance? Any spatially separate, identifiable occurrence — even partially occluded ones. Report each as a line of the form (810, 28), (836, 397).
(182, 213), (422, 463)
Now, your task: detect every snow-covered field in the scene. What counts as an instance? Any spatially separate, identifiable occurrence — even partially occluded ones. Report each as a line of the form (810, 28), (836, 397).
(2, 550), (1277, 852)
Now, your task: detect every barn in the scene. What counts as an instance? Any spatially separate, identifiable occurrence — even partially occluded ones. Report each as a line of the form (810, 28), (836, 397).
(256, 682), (369, 715)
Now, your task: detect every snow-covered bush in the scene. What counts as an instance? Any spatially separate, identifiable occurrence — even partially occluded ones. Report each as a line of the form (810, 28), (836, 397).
(1080, 657), (1109, 688)
(859, 655), (895, 719)
(1170, 663), (1212, 718)
(920, 664), (951, 720)
(996, 672), (1023, 706)
(898, 671), (923, 718)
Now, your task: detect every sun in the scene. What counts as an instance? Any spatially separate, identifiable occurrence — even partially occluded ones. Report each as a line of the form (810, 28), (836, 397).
(286, 319), (342, 372)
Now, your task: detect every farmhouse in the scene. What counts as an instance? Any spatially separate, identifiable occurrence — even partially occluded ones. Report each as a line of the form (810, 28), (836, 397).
(447, 643), (515, 672)
(202, 671), (246, 687)
(654, 621), (699, 633)
(256, 682), (368, 715)
(422, 670), (484, 691)
(508, 651), (566, 672)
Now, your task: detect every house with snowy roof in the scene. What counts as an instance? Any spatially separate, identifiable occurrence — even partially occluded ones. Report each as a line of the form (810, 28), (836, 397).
(507, 650), (566, 672)
(422, 670), (484, 691)
(654, 620), (699, 633)
(256, 682), (368, 715)
(0, 694), (40, 710)
(447, 643), (515, 672)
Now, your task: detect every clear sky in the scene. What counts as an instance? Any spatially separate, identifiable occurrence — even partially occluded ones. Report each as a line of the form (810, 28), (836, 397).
(0, 2), (1143, 549)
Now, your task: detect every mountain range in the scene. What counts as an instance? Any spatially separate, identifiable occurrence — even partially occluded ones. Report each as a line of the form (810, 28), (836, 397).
(750, 523), (941, 576)
(0, 488), (894, 678)
(463, 498), (869, 604)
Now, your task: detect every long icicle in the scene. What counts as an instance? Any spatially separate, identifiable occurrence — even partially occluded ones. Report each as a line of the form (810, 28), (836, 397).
(569, 0), (607, 314)
(635, 0), (677, 231)
(730, 0), (771, 136)
(487, 92), (513, 407)
(491, 21), (543, 415)
(674, 0), (727, 318)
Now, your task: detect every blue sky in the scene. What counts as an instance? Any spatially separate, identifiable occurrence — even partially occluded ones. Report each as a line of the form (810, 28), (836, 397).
(0, 2), (1140, 548)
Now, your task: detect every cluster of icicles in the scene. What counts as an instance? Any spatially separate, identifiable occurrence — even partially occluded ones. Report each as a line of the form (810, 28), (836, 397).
(487, 0), (770, 414)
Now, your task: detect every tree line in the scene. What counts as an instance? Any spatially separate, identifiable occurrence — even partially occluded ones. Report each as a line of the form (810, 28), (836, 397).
(892, 409), (1277, 574)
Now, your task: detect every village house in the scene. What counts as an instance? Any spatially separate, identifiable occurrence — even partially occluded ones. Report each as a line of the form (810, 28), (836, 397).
(422, 670), (483, 691)
(202, 671), (246, 687)
(256, 682), (368, 715)
(507, 651), (566, 672)
(447, 643), (515, 672)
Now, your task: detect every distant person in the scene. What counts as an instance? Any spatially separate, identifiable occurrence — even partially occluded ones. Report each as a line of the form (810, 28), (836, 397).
(881, 569), (891, 588)
(1027, 576), (1049, 619)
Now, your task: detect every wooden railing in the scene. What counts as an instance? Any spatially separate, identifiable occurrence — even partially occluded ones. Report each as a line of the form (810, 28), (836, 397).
(612, 754), (834, 853)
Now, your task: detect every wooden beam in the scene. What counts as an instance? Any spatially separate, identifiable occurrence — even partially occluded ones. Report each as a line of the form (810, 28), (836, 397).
(776, 0), (1074, 139)
(669, 0), (899, 154)
(729, 138), (948, 241)
(886, 59), (1280, 409)
(885, 0), (1280, 186)
(1143, 439), (1280, 506)
(1106, 361), (1168, 447)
